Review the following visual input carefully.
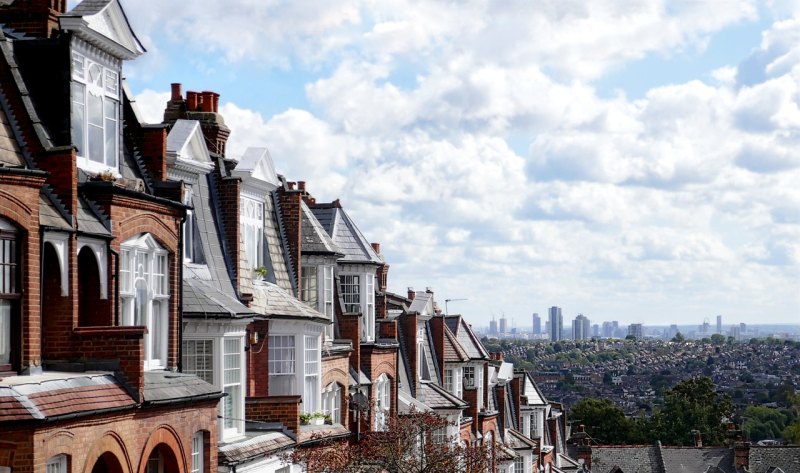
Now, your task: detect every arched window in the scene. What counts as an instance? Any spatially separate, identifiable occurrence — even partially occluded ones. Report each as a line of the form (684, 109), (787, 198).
(322, 382), (342, 425)
(0, 217), (20, 372)
(120, 234), (169, 369)
(375, 373), (390, 431)
(46, 454), (68, 473)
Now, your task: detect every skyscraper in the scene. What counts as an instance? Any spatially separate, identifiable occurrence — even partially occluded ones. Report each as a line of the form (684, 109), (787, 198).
(716, 315), (722, 334)
(628, 323), (643, 339)
(489, 317), (498, 336)
(573, 314), (590, 340)
(549, 306), (563, 341)
(533, 313), (541, 334)
(499, 316), (508, 334)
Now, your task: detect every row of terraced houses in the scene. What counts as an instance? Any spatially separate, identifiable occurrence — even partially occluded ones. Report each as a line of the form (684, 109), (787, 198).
(0, 1), (576, 473)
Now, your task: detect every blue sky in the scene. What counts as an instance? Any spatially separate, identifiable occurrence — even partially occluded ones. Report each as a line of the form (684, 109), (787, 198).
(107, 0), (799, 329)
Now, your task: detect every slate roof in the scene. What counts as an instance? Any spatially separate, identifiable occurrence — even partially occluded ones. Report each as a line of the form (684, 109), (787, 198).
(506, 428), (538, 450)
(191, 173), (237, 295)
(249, 281), (328, 321)
(748, 446), (800, 473)
(518, 370), (548, 406)
(39, 193), (72, 230)
(0, 372), (135, 421)
(590, 445), (662, 473)
(408, 291), (434, 315)
(417, 381), (468, 410)
(301, 201), (342, 255)
(0, 96), (23, 166)
(142, 371), (222, 403)
(182, 277), (256, 318)
(445, 315), (490, 360)
(442, 323), (470, 363)
(218, 430), (294, 464)
(76, 196), (111, 236)
(309, 205), (382, 264)
(660, 447), (734, 473)
(264, 193), (293, 292)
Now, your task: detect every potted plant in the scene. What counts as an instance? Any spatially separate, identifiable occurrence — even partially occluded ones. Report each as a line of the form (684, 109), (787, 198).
(300, 412), (327, 425)
(253, 266), (268, 280)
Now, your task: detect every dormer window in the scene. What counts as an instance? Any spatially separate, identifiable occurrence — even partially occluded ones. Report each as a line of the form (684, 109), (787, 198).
(71, 51), (120, 172)
(240, 197), (263, 273)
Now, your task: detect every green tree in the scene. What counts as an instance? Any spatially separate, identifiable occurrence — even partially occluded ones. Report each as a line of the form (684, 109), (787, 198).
(570, 398), (632, 444)
(742, 406), (789, 442)
(710, 333), (726, 345)
(671, 331), (685, 342)
(651, 377), (734, 446)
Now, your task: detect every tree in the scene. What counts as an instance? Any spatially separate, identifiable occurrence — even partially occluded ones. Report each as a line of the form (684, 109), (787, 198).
(570, 398), (631, 444)
(742, 406), (790, 442)
(671, 332), (685, 342)
(287, 409), (492, 472)
(651, 377), (734, 446)
(710, 333), (726, 345)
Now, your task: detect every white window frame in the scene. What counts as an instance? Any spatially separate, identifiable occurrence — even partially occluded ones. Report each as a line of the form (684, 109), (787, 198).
(340, 274), (360, 314)
(375, 373), (390, 431)
(46, 455), (67, 473)
(515, 455), (525, 473)
(445, 367), (462, 399)
(71, 50), (120, 173)
(303, 335), (320, 414)
(120, 234), (169, 370)
(322, 382), (342, 425)
(222, 337), (244, 438)
(0, 219), (18, 368)
(268, 335), (295, 396)
(191, 432), (204, 473)
(183, 187), (198, 263)
(240, 197), (263, 273)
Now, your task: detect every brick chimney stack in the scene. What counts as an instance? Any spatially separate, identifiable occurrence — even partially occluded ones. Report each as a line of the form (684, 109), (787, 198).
(373, 242), (389, 319)
(161, 83), (230, 156)
(408, 287), (415, 301)
(0, 0), (65, 38)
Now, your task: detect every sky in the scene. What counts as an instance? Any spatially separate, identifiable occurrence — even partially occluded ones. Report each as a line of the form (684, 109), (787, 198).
(97, 0), (799, 328)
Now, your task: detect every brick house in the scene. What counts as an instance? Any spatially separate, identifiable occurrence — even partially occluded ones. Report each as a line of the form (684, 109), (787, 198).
(0, 2), (219, 473)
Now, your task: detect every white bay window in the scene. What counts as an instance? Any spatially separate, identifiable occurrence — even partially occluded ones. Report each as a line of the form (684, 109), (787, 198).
(223, 338), (243, 436)
(120, 234), (169, 370)
(303, 335), (320, 413)
(268, 335), (295, 396)
(322, 382), (342, 424)
(375, 373), (390, 431)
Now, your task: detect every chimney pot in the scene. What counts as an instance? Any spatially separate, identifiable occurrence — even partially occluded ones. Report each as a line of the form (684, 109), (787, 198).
(201, 91), (214, 112)
(287, 181), (295, 190)
(407, 287), (415, 300)
(371, 242), (380, 254)
(170, 83), (182, 101)
(186, 91), (199, 111)
(298, 181), (306, 191)
(213, 92), (220, 113)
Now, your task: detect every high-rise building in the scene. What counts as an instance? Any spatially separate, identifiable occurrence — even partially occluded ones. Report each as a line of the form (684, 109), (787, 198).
(716, 315), (722, 334)
(669, 324), (679, 340)
(489, 317), (498, 336)
(612, 321), (620, 338)
(592, 324), (600, 338)
(545, 321), (550, 335)
(549, 306), (563, 341)
(573, 314), (590, 340)
(499, 316), (508, 334)
(628, 323), (643, 339)
(533, 313), (541, 334)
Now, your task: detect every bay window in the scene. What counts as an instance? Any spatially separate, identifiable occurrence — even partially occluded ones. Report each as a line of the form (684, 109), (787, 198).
(119, 234), (169, 370)
(0, 218), (19, 370)
(240, 197), (263, 273)
(71, 51), (119, 171)
(268, 335), (295, 395)
(303, 335), (320, 413)
(445, 367), (462, 398)
(322, 383), (342, 424)
(515, 455), (525, 473)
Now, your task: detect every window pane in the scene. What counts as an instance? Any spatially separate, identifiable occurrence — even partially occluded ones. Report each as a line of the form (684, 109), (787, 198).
(268, 335), (295, 374)
(71, 82), (86, 156)
(87, 92), (104, 163)
(223, 338), (241, 385)
(151, 300), (164, 362)
(182, 339), (214, 384)
(301, 266), (317, 306)
(104, 100), (117, 167)
(191, 432), (203, 473)
(341, 275), (360, 313)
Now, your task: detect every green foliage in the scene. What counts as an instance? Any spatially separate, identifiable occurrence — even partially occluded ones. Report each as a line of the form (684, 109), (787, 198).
(710, 333), (726, 345)
(671, 331), (685, 342)
(570, 398), (631, 444)
(742, 406), (790, 442)
(652, 377), (734, 446)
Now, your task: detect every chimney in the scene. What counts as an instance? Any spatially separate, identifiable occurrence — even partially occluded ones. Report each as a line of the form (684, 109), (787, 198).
(573, 425), (592, 468)
(170, 83), (182, 101)
(201, 91), (214, 112)
(691, 430), (702, 447)
(276, 181), (303, 297)
(408, 287), (415, 300)
(0, 0), (65, 38)
(426, 286), (434, 294)
(734, 441), (749, 470)
(186, 91), (199, 111)
(297, 181), (306, 191)
(371, 242), (380, 254)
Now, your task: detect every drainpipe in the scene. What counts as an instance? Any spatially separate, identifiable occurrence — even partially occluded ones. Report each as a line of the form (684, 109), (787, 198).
(177, 212), (185, 372)
(110, 248), (120, 326)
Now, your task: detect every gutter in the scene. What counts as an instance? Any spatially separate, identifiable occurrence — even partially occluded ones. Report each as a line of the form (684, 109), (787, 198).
(141, 391), (225, 407)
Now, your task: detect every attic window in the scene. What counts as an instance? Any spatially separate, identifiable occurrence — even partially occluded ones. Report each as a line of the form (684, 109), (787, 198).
(71, 52), (120, 172)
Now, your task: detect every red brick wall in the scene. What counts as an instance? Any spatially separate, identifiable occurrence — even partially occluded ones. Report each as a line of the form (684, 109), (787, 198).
(217, 176), (240, 289)
(429, 316), (445, 381)
(322, 351), (351, 427)
(141, 127), (168, 184)
(246, 395), (301, 437)
(36, 148), (77, 215)
(246, 320), (270, 397)
(338, 313), (360, 372)
(361, 345), (397, 431)
(0, 173), (45, 372)
(0, 0), (64, 38)
(400, 313), (419, 394)
(0, 400), (218, 473)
